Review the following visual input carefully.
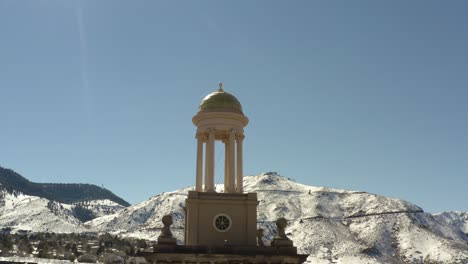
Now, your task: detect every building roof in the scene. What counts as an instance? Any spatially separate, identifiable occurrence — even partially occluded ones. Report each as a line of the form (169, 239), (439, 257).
(198, 84), (243, 114)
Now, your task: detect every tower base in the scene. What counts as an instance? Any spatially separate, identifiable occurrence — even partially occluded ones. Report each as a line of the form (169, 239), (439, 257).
(185, 191), (258, 246)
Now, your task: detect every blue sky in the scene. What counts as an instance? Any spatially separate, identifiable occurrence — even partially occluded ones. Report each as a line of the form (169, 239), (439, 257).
(1, 1), (467, 213)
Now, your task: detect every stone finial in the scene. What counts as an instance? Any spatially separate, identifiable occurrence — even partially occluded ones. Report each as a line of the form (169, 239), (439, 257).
(276, 218), (288, 239)
(271, 217), (293, 247)
(157, 215), (177, 244)
(161, 215), (173, 237)
(218, 82), (223, 92)
(257, 228), (265, 246)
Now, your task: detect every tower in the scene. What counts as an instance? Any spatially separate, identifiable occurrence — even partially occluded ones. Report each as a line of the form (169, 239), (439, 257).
(185, 83), (258, 246)
(144, 83), (308, 264)
(192, 82), (248, 194)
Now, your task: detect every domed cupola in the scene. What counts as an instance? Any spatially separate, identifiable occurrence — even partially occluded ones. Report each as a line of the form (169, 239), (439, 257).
(192, 83), (249, 194)
(198, 84), (244, 114)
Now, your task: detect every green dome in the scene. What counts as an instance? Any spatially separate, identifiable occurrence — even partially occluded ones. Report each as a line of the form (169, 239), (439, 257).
(198, 90), (243, 114)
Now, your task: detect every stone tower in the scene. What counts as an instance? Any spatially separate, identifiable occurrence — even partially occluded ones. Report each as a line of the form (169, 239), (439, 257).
(144, 83), (308, 264)
(185, 83), (257, 246)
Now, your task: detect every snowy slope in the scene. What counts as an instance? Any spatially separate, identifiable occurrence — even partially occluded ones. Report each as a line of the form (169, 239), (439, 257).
(85, 189), (188, 241)
(77, 199), (125, 218)
(434, 211), (468, 234)
(1, 173), (466, 263)
(0, 190), (88, 233)
(0, 191), (123, 233)
(87, 173), (468, 264)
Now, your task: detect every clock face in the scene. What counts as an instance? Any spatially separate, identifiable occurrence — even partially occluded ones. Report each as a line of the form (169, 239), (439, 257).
(213, 213), (232, 232)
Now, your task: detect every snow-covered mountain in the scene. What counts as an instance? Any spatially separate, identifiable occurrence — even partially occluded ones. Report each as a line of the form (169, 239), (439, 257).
(85, 188), (188, 240)
(1, 173), (467, 263)
(0, 190), (86, 233)
(86, 173), (468, 264)
(0, 190), (123, 233)
(434, 211), (468, 235)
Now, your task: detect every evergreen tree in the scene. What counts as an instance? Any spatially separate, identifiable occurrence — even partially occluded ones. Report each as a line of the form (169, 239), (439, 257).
(1, 235), (13, 251)
(37, 250), (50, 258)
(96, 245), (105, 255)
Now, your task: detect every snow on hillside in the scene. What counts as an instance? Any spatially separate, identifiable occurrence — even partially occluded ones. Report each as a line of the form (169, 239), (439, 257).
(0, 190), (88, 233)
(434, 211), (468, 234)
(0, 191), (123, 233)
(1, 173), (466, 263)
(85, 189), (188, 241)
(87, 172), (468, 264)
(245, 172), (422, 221)
(78, 199), (125, 218)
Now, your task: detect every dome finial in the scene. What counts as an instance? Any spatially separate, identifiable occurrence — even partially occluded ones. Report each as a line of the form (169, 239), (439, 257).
(218, 82), (224, 92)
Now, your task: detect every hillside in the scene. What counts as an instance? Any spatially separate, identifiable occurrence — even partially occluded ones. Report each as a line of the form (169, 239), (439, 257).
(434, 211), (468, 235)
(0, 190), (88, 233)
(0, 166), (129, 206)
(87, 173), (468, 264)
(0, 169), (466, 263)
(0, 190), (125, 232)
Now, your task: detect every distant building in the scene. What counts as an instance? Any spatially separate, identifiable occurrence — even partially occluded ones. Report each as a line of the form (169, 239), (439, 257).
(143, 84), (308, 264)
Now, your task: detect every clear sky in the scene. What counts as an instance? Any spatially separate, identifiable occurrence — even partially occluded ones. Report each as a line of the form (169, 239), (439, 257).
(1, 1), (467, 213)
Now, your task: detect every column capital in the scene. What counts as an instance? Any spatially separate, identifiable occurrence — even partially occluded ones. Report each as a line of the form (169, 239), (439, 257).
(229, 129), (237, 137)
(236, 134), (245, 141)
(196, 132), (207, 141)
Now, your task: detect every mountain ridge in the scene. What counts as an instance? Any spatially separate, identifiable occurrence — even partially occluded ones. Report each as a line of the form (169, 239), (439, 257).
(0, 167), (466, 263)
(0, 165), (130, 206)
(86, 172), (468, 263)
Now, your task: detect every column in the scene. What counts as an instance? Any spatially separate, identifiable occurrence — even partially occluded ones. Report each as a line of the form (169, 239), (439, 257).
(236, 134), (244, 193)
(195, 133), (203, 192)
(224, 139), (229, 193)
(228, 129), (236, 193)
(205, 129), (215, 192)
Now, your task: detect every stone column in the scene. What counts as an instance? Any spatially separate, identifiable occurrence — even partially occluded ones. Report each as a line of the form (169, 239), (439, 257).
(236, 134), (244, 193)
(224, 139), (229, 193)
(228, 129), (236, 193)
(205, 129), (215, 192)
(195, 133), (204, 192)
